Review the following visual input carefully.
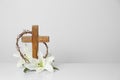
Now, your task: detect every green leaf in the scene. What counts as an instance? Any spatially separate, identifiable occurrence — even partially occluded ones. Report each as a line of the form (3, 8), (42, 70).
(53, 66), (59, 70)
(24, 68), (30, 73)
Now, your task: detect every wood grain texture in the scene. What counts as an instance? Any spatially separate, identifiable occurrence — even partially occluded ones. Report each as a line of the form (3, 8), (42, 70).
(22, 36), (49, 42)
(21, 25), (50, 59)
(32, 25), (38, 59)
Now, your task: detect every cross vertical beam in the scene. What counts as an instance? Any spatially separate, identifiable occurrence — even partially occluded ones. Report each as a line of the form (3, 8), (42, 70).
(32, 25), (38, 59)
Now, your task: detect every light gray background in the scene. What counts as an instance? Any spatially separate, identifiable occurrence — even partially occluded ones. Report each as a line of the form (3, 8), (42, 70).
(0, 0), (120, 63)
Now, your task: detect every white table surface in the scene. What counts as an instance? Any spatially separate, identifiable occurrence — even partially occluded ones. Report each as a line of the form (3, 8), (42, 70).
(0, 63), (120, 80)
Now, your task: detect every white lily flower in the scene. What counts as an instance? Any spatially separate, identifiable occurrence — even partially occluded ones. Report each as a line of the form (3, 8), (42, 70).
(23, 55), (55, 72)
(44, 56), (54, 72)
(24, 57), (45, 71)
(14, 45), (57, 73)
(24, 58), (37, 70)
(36, 59), (45, 72)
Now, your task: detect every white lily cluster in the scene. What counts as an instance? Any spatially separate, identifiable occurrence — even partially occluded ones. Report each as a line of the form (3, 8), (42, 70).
(14, 45), (58, 73)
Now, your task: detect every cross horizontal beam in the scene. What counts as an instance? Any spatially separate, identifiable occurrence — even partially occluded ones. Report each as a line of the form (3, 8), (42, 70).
(22, 36), (49, 42)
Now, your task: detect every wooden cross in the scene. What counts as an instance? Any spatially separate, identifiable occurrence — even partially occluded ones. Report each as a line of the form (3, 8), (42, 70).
(21, 25), (49, 59)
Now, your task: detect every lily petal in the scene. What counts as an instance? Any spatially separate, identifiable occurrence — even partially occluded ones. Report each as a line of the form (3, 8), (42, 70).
(45, 63), (54, 72)
(46, 56), (55, 63)
(36, 67), (44, 73)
